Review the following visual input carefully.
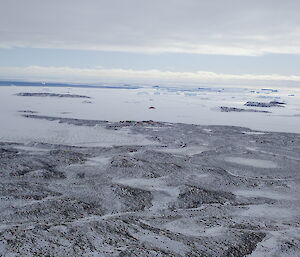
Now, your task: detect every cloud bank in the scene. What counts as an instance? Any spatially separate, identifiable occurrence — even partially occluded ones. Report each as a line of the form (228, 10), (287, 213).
(1, 66), (300, 88)
(1, 0), (300, 56)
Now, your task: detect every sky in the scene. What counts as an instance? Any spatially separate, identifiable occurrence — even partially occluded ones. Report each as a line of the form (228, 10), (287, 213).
(0, 0), (300, 87)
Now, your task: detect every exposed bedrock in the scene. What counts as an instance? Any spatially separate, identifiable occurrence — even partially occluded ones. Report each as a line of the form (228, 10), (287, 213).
(0, 117), (299, 256)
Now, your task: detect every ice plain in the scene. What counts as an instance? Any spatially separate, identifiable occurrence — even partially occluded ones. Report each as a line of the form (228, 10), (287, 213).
(0, 84), (299, 256)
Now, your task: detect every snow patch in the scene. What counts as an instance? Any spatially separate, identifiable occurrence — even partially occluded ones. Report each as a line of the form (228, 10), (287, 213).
(224, 157), (277, 168)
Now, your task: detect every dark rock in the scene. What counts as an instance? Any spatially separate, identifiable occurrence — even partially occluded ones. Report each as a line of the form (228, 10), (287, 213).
(244, 101), (285, 107)
(16, 92), (91, 98)
(220, 106), (270, 113)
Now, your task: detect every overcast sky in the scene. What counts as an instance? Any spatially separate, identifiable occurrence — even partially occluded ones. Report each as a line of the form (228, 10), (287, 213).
(1, 0), (300, 86)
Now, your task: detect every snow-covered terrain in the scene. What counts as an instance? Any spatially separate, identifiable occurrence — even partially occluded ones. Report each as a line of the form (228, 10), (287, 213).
(0, 84), (299, 145)
(0, 84), (299, 256)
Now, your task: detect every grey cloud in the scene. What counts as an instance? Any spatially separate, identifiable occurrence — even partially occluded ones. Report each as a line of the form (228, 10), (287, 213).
(1, 0), (300, 55)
